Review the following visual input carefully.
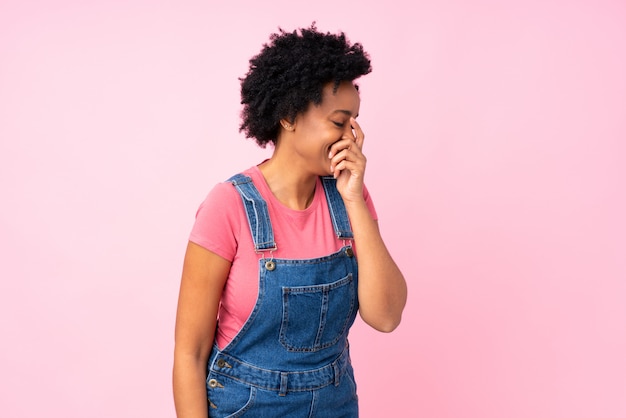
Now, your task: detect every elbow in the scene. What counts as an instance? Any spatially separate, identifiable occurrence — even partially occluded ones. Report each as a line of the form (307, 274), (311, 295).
(358, 275), (407, 333)
(361, 312), (403, 333)
(376, 315), (403, 333)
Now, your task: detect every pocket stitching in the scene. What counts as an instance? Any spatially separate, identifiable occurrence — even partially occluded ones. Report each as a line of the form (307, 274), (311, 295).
(279, 274), (355, 352)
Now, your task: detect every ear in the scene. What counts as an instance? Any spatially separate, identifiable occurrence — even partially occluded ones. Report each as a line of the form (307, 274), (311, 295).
(279, 118), (295, 132)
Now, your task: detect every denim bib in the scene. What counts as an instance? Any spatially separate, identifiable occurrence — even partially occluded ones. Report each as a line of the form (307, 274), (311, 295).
(206, 174), (359, 417)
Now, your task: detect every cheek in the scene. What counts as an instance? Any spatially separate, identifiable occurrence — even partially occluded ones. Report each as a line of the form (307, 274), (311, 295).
(303, 127), (335, 147)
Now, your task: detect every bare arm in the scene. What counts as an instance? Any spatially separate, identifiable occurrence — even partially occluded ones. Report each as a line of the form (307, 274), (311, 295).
(173, 241), (231, 417)
(329, 117), (408, 332)
(344, 201), (407, 332)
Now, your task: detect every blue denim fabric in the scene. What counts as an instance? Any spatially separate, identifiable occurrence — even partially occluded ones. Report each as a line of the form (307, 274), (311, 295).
(229, 175), (277, 252)
(320, 176), (354, 240)
(206, 174), (359, 418)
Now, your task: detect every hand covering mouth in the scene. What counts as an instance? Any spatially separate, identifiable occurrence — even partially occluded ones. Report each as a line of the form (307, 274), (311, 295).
(327, 139), (342, 157)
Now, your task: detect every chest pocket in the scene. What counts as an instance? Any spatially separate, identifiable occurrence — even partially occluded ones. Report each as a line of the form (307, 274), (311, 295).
(279, 274), (356, 352)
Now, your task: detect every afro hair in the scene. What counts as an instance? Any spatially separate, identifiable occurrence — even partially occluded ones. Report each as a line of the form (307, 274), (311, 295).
(239, 24), (372, 147)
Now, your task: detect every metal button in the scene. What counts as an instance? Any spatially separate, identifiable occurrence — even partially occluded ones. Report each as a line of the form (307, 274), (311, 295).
(216, 358), (231, 368)
(208, 378), (224, 388)
(265, 260), (276, 271)
(345, 247), (354, 257)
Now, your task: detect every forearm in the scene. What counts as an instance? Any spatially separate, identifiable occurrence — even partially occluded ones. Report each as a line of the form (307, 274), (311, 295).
(174, 243), (231, 417)
(173, 350), (210, 418)
(345, 199), (407, 332)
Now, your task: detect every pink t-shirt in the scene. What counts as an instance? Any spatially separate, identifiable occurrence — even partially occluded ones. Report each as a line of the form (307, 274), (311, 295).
(189, 165), (377, 349)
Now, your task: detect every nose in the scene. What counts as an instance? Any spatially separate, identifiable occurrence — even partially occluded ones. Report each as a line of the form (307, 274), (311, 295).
(344, 123), (355, 138)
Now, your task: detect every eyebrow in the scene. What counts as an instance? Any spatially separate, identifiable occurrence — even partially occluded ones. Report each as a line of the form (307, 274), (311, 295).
(331, 110), (359, 118)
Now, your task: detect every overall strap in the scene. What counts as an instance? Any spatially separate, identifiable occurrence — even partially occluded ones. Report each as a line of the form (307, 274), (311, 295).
(320, 176), (354, 240)
(227, 174), (277, 252)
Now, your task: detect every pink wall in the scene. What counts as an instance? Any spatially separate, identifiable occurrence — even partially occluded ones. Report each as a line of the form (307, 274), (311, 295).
(1, 1), (625, 417)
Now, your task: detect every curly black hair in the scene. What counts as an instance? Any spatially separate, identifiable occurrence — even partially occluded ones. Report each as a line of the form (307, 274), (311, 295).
(239, 24), (372, 147)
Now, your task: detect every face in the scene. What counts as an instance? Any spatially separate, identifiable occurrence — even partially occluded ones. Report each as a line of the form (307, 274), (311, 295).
(287, 81), (361, 176)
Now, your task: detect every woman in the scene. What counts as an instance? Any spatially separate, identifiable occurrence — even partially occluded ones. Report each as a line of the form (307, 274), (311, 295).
(173, 25), (407, 417)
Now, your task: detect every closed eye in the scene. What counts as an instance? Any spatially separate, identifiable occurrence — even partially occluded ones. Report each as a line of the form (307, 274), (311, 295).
(332, 121), (345, 128)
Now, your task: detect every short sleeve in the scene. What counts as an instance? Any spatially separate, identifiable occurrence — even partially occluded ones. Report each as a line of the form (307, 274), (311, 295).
(188, 182), (242, 261)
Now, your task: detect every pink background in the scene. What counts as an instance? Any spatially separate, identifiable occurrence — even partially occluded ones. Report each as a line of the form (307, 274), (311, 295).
(1, 1), (625, 417)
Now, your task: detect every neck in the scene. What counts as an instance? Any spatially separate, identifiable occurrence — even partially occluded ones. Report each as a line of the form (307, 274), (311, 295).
(259, 154), (318, 211)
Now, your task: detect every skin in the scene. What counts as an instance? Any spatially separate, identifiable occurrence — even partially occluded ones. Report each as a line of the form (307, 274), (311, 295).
(173, 80), (408, 417)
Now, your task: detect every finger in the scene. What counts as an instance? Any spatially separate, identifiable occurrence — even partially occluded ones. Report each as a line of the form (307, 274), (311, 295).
(330, 143), (362, 165)
(350, 117), (365, 149)
(330, 147), (348, 173)
(328, 137), (354, 159)
(330, 147), (365, 175)
(332, 157), (365, 180)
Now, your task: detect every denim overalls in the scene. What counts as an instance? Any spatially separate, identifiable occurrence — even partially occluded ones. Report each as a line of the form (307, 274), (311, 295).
(206, 174), (359, 418)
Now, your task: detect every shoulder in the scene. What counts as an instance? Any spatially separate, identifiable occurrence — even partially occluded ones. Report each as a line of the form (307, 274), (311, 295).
(189, 175), (248, 260)
(197, 180), (240, 213)
(199, 166), (259, 209)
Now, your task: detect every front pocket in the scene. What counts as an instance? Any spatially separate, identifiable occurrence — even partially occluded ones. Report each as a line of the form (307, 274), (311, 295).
(280, 274), (355, 351)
